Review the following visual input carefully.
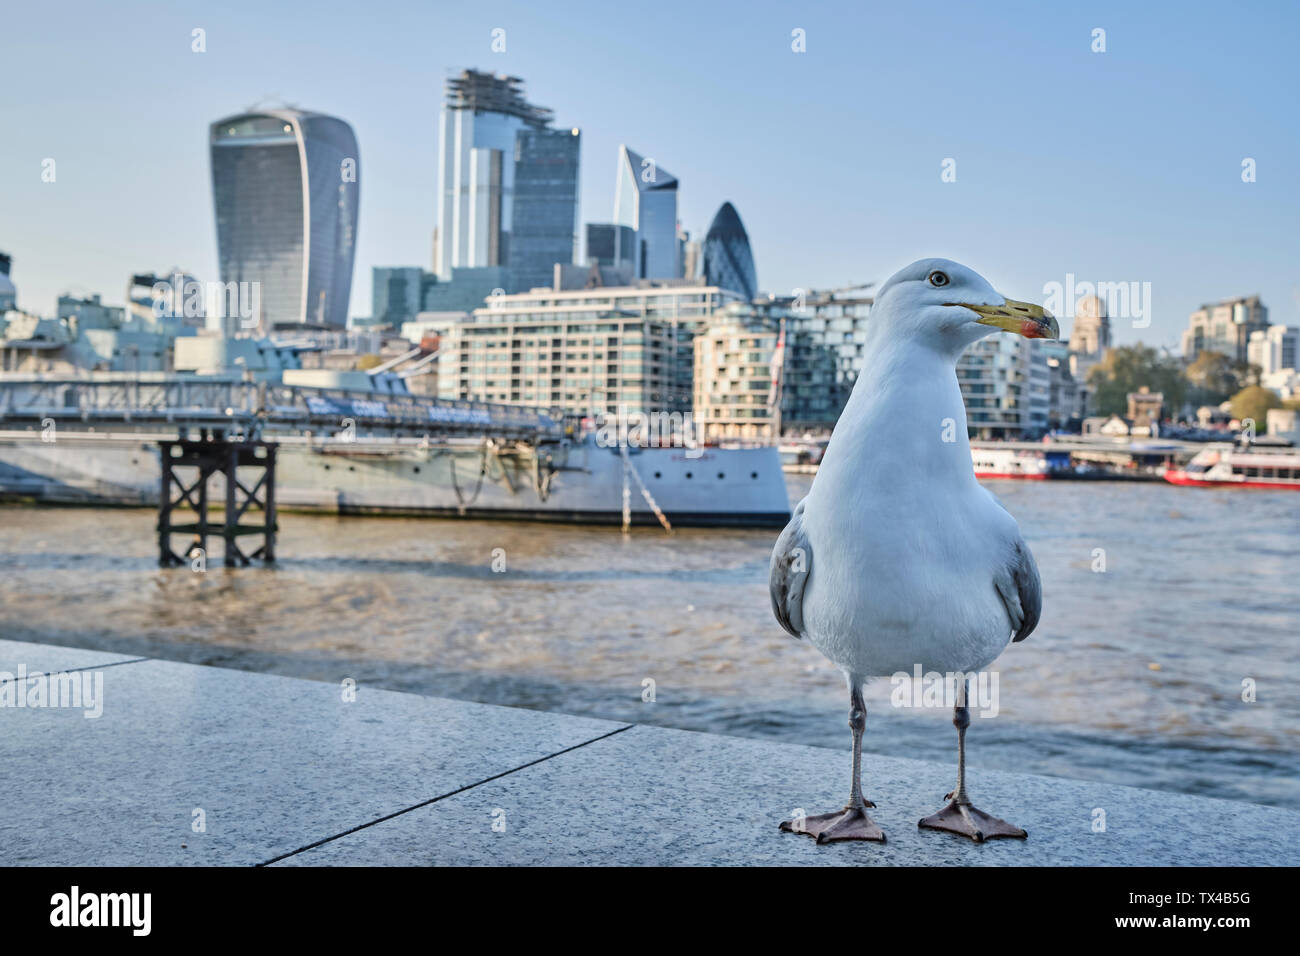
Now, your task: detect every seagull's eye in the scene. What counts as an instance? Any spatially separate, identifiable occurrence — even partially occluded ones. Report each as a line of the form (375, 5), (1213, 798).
(928, 271), (950, 288)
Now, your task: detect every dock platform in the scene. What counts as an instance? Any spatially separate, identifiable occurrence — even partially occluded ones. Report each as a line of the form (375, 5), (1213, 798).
(1, 639), (1294, 866)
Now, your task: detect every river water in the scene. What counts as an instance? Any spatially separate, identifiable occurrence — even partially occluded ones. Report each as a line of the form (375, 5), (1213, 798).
(0, 476), (1296, 809)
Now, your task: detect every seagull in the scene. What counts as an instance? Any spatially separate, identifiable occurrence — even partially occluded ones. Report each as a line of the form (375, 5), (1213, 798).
(770, 258), (1057, 844)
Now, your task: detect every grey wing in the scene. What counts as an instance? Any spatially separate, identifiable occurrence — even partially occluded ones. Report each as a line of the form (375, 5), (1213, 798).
(993, 535), (1042, 643)
(769, 498), (811, 640)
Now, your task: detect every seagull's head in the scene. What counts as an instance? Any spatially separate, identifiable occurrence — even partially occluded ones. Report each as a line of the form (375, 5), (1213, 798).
(872, 258), (1059, 355)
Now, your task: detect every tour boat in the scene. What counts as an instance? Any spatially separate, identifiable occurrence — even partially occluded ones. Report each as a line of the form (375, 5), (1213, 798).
(970, 447), (1053, 480)
(1163, 445), (1300, 490)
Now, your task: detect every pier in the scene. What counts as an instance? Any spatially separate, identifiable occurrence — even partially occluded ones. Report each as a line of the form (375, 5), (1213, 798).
(0, 638), (1293, 866)
(157, 433), (277, 567)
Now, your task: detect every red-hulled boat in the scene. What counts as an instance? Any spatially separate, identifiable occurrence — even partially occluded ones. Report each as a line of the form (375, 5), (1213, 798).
(1164, 445), (1300, 490)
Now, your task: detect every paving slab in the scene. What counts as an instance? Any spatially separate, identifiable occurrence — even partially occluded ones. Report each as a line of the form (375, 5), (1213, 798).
(0, 658), (626, 865)
(277, 723), (1300, 866)
(0, 638), (143, 680)
(5, 642), (1294, 867)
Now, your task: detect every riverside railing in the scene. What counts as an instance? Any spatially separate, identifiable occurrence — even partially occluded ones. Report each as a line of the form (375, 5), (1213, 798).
(0, 376), (560, 440)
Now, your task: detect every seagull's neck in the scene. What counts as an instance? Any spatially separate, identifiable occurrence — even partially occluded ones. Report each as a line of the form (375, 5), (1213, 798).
(813, 335), (977, 499)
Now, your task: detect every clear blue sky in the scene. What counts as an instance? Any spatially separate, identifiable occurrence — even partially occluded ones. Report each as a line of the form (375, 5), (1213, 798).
(2, 0), (1297, 349)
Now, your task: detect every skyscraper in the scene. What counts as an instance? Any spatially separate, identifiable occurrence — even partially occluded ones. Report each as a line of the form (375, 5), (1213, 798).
(509, 126), (581, 293)
(433, 70), (578, 294)
(613, 146), (679, 279)
(681, 236), (702, 281)
(701, 202), (758, 300)
(210, 109), (359, 330)
(585, 223), (635, 273)
(372, 267), (438, 327)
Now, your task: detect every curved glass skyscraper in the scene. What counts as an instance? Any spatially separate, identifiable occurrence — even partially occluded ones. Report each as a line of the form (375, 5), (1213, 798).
(210, 109), (359, 329)
(701, 202), (757, 301)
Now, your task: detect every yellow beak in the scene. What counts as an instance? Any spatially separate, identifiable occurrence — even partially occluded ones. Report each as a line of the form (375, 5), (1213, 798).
(956, 298), (1060, 340)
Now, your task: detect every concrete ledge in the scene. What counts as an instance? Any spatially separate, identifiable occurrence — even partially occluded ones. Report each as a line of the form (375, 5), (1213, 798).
(1, 640), (1295, 866)
(277, 723), (1297, 867)
(0, 639), (144, 679)
(0, 641), (623, 865)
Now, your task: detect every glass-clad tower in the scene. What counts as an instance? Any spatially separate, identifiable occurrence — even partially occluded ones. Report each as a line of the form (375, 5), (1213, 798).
(210, 109), (359, 329)
(509, 126), (580, 293)
(613, 146), (679, 279)
(701, 202), (758, 300)
(585, 223), (635, 271)
(434, 70), (578, 293)
(372, 266), (438, 327)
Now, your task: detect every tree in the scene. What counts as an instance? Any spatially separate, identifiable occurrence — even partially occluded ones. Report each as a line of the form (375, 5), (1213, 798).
(1186, 351), (1255, 404)
(1087, 344), (1186, 417)
(1229, 386), (1281, 431)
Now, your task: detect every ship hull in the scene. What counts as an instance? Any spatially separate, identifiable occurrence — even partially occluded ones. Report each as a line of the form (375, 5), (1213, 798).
(972, 470), (1050, 481)
(1163, 470), (1300, 490)
(0, 433), (792, 528)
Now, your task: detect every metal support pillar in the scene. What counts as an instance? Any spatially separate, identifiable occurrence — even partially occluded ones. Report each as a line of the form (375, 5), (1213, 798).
(157, 435), (278, 568)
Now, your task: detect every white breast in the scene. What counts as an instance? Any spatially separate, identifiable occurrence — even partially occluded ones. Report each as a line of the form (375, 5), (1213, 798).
(795, 340), (1017, 677)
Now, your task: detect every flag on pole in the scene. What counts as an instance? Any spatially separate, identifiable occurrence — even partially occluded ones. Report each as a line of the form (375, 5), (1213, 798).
(768, 320), (786, 407)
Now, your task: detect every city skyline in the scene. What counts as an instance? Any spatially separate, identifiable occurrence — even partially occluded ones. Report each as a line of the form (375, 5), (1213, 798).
(3, 0), (1299, 350)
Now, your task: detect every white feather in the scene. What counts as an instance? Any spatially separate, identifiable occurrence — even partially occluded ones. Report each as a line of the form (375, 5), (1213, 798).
(794, 258), (1030, 677)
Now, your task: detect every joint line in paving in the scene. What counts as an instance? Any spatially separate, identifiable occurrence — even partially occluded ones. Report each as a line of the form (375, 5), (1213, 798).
(257, 723), (636, 866)
(0, 657), (150, 684)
